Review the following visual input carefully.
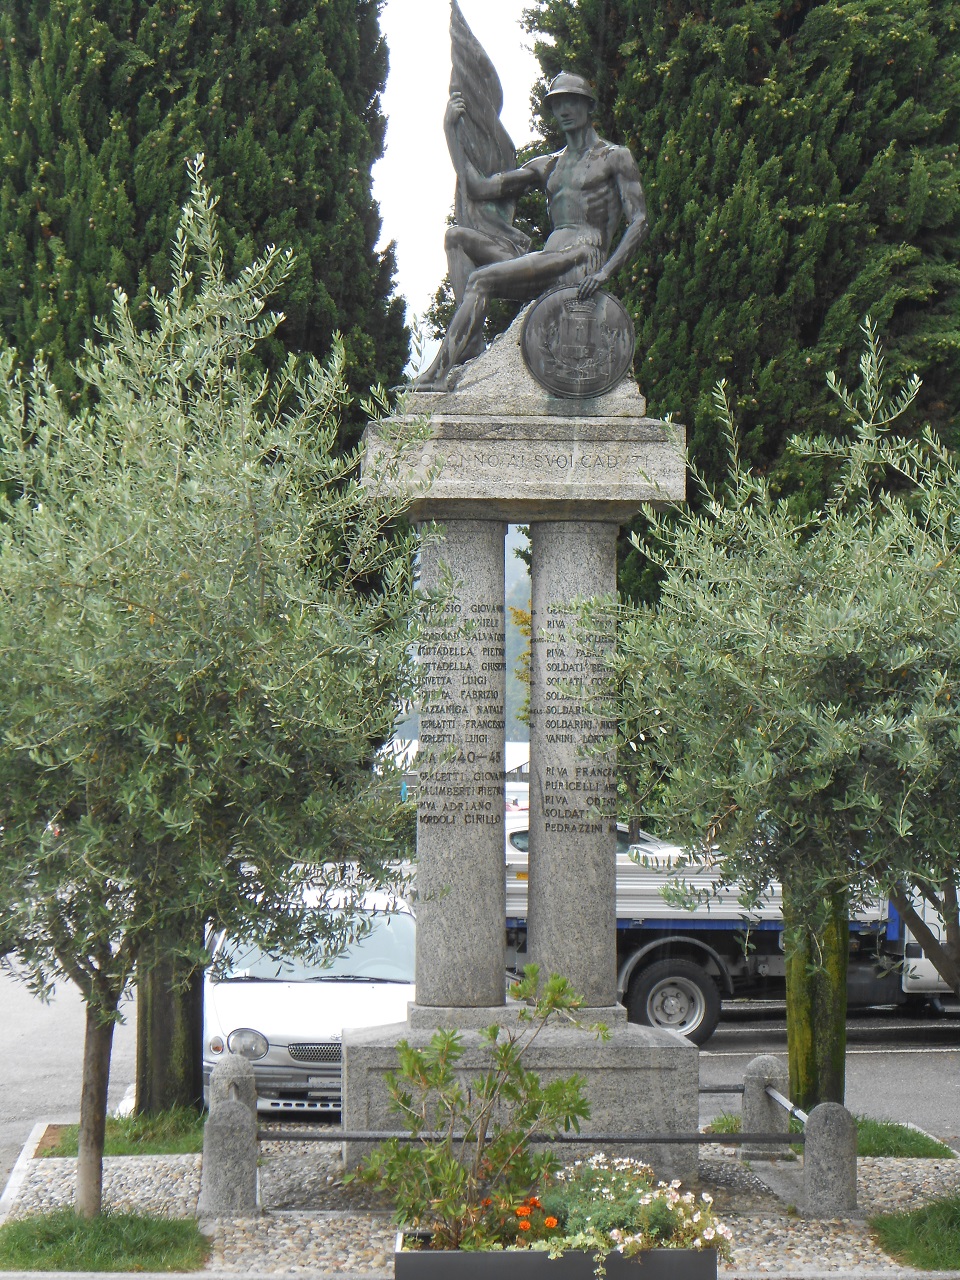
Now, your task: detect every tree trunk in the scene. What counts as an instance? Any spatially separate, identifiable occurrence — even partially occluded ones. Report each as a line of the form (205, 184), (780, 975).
(783, 882), (849, 1111)
(890, 883), (960, 999)
(76, 1003), (116, 1218)
(136, 941), (204, 1115)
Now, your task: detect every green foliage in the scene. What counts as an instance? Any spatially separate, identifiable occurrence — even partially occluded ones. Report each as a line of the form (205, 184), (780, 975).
(0, 157), (426, 1027)
(703, 1110), (742, 1136)
(856, 1116), (955, 1159)
(351, 967), (594, 1251)
(0, 1209), (208, 1271)
(0, 0), (407, 415)
(612, 321), (960, 1101)
(540, 1154), (732, 1256)
(524, 0), (960, 588)
(871, 1196), (960, 1270)
(40, 1108), (206, 1158)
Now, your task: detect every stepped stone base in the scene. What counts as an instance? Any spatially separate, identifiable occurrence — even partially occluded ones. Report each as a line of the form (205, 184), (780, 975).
(341, 1019), (698, 1183)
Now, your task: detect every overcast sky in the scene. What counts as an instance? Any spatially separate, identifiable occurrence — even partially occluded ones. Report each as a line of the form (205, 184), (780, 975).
(373, 0), (544, 321)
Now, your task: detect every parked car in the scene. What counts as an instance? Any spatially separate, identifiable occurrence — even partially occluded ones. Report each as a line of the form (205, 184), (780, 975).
(203, 894), (415, 1115)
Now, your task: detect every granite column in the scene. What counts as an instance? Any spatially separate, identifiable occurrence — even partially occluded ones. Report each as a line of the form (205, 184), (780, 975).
(414, 519), (507, 1010)
(527, 521), (619, 1008)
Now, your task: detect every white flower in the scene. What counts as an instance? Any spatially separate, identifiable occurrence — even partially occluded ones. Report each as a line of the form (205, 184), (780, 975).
(701, 1192), (713, 1204)
(703, 1227), (716, 1240)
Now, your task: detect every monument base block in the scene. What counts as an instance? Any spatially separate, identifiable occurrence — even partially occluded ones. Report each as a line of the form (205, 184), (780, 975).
(342, 1019), (698, 1183)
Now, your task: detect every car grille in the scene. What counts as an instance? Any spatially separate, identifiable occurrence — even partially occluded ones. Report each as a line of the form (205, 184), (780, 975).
(287, 1042), (342, 1064)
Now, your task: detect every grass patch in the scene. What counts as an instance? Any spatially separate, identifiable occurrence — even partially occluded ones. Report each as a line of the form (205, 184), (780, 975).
(704, 1109), (741, 1135)
(871, 1196), (960, 1270)
(0, 1209), (208, 1271)
(40, 1106), (205, 1157)
(856, 1116), (955, 1159)
(702, 1111), (952, 1158)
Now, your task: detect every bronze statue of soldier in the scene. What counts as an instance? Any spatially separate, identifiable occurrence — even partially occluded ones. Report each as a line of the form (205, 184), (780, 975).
(415, 60), (649, 393)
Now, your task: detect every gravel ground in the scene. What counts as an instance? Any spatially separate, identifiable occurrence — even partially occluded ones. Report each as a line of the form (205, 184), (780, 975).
(8, 1154), (202, 1219)
(6, 1138), (960, 1275)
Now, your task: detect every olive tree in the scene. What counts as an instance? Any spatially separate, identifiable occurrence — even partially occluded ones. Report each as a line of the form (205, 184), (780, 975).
(0, 160), (426, 1216)
(613, 325), (960, 1107)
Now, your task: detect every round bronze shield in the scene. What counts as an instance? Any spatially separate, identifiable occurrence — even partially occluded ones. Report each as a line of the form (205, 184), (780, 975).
(520, 286), (635, 398)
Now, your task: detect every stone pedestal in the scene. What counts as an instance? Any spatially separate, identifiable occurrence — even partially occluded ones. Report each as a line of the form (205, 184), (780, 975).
(342, 1017), (698, 1183)
(414, 520), (507, 1010)
(529, 521), (618, 1006)
(353, 310), (692, 1179)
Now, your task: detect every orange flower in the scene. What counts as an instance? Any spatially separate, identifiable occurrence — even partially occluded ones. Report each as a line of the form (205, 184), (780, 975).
(544, 1217), (558, 1229)
(515, 1206), (531, 1218)
(528, 1197), (542, 1208)
(518, 1220), (531, 1232)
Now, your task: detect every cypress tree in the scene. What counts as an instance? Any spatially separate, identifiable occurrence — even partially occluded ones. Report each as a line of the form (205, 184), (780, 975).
(524, 1), (960, 531)
(0, 0), (407, 412)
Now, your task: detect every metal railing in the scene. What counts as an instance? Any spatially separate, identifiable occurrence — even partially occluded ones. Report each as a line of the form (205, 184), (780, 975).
(258, 1126), (803, 1145)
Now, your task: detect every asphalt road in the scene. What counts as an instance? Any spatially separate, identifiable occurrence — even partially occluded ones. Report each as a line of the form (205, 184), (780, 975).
(3, 974), (959, 1195)
(2, 967), (137, 1191)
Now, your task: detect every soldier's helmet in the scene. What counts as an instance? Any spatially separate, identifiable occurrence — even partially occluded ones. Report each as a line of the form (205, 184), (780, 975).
(545, 72), (597, 107)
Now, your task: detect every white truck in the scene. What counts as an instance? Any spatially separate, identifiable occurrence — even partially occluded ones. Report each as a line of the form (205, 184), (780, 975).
(503, 812), (953, 1044)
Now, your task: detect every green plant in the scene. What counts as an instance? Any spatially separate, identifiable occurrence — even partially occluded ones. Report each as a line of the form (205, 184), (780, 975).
(0, 0), (407, 408)
(525, 0), (960, 517)
(613, 320), (960, 1109)
(0, 157), (427, 1215)
(40, 1108), (205, 1158)
(539, 1154), (733, 1262)
(354, 972), (731, 1267)
(871, 1196), (960, 1270)
(703, 1112), (740, 1136)
(856, 1118), (955, 1160)
(351, 967), (594, 1250)
(0, 1209), (207, 1271)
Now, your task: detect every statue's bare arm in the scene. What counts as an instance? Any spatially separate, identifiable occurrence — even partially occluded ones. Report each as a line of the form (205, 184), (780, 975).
(577, 147), (650, 300)
(445, 94), (549, 200)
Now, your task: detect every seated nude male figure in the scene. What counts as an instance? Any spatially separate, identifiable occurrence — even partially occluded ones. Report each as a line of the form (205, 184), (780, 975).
(415, 72), (650, 391)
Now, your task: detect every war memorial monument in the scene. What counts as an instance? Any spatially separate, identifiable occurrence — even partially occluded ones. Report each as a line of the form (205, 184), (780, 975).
(347, 1), (696, 1178)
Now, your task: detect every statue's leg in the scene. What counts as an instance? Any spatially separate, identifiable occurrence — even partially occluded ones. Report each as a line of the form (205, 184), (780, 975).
(415, 246), (596, 391)
(414, 275), (492, 390)
(445, 227), (522, 363)
(446, 226), (517, 303)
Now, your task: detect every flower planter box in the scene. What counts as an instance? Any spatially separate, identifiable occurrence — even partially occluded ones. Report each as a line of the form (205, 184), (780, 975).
(395, 1235), (718, 1279)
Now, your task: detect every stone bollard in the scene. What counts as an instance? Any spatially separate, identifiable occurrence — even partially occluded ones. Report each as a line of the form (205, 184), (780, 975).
(803, 1102), (857, 1216)
(197, 1056), (259, 1218)
(740, 1054), (790, 1162)
(208, 1053), (257, 1112)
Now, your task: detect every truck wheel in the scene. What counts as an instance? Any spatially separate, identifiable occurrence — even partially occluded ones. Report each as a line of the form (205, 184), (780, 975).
(627, 959), (721, 1046)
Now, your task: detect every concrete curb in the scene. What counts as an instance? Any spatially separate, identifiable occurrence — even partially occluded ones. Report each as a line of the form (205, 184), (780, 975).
(0, 1274), (394, 1280)
(0, 1272), (957, 1280)
(0, 1121), (47, 1225)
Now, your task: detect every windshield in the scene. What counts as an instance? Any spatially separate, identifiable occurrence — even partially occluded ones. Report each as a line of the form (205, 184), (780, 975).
(214, 912), (416, 984)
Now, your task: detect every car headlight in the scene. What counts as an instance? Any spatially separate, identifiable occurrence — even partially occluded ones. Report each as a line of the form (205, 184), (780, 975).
(227, 1028), (269, 1060)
